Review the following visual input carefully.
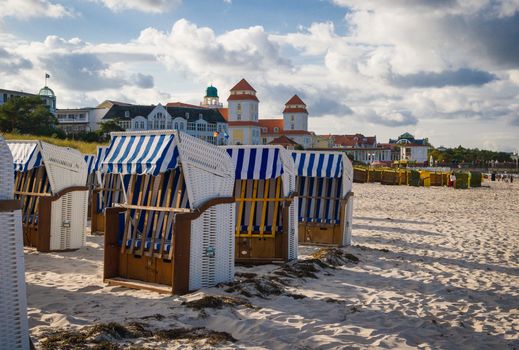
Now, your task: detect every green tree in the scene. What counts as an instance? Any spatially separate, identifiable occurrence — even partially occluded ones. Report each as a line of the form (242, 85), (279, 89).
(98, 119), (124, 134)
(0, 96), (59, 136)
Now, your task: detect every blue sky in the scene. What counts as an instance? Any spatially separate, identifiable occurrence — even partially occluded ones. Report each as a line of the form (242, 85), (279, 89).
(1, 0), (519, 152)
(5, 0), (348, 42)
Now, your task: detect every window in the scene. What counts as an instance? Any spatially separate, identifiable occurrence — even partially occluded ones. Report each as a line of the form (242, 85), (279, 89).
(196, 123), (206, 132)
(290, 115), (294, 121)
(290, 124), (294, 130)
(119, 120), (130, 130)
(174, 122), (178, 130)
(206, 136), (216, 145)
(124, 111), (130, 118)
(167, 121), (171, 129)
(179, 123), (184, 130)
(187, 122), (196, 131)
(237, 114), (241, 120)
(160, 120), (165, 129)
(207, 124), (216, 132)
(237, 103), (241, 111)
(273, 127), (279, 133)
(185, 112), (189, 118)
(262, 127), (267, 133)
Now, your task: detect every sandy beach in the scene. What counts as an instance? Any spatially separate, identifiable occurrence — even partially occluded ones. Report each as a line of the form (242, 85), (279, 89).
(25, 181), (519, 349)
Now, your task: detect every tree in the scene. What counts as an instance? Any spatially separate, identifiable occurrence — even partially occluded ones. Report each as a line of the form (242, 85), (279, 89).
(0, 96), (59, 136)
(98, 119), (123, 135)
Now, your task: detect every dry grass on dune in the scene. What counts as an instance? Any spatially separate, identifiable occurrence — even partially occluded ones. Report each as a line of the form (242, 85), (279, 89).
(2, 132), (106, 154)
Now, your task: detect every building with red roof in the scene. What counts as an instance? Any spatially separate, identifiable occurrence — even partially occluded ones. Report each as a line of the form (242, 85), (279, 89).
(225, 78), (261, 145)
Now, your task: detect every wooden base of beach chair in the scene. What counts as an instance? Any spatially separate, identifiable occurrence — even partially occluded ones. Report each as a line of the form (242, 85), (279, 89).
(91, 190), (106, 234)
(235, 234), (289, 264)
(103, 195), (235, 295)
(104, 207), (178, 294)
(298, 222), (344, 247)
(23, 225), (48, 252)
(91, 211), (105, 235)
(105, 277), (172, 294)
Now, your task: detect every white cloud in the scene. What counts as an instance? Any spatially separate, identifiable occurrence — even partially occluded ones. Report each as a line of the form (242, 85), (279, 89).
(95, 0), (181, 13)
(0, 0), (73, 19)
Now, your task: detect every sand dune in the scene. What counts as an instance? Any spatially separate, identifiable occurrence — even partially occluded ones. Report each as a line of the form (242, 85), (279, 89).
(25, 181), (519, 349)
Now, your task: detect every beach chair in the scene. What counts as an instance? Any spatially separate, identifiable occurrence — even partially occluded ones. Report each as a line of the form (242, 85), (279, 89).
(430, 172), (448, 186)
(420, 171), (431, 187)
(353, 167), (368, 183)
(91, 146), (115, 234)
(225, 145), (298, 264)
(84, 153), (96, 219)
(7, 140), (88, 252)
(103, 131), (235, 294)
(292, 151), (354, 247)
(381, 169), (399, 185)
(0, 136), (31, 350)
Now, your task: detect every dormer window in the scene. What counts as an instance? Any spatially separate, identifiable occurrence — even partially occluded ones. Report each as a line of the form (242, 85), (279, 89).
(185, 112), (189, 118)
(199, 113), (203, 119)
(124, 111), (130, 118)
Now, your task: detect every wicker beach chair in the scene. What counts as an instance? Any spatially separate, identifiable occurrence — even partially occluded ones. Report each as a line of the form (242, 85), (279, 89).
(225, 145), (298, 264)
(292, 150), (354, 247)
(7, 140), (88, 252)
(0, 136), (30, 350)
(102, 131), (235, 294)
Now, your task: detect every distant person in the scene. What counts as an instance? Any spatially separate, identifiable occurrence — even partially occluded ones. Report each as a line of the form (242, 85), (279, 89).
(491, 173), (496, 181)
(511, 175), (514, 183)
(450, 174), (456, 187)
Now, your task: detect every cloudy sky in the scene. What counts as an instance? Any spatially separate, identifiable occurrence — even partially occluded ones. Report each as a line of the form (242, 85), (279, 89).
(1, 0), (518, 151)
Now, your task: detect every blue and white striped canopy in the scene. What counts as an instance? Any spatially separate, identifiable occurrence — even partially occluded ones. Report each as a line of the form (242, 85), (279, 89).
(226, 147), (283, 180)
(84, 154), (96, 174)
(291, 151), (343, 178)
(93, 146), (107, 172)
(8, 142), (43, 172)
(102, 133), (179, 176)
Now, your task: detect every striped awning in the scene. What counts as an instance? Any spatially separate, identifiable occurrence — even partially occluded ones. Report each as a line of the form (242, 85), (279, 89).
(93, 146), (107, 172)
(102, 133), (179, 175)
(226, 147), (283, 180)
(84, 154), (96, 174)
(291, 152), (343, 178)
(8, 142), (43, 172)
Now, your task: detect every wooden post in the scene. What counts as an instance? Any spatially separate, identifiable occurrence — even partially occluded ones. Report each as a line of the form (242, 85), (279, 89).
(236, 180), (246, 236)
(259, 179), (269, 237)
(271, 177), (281, 237)
(248, 180), (258, 236)
(157, 171), (174, 259)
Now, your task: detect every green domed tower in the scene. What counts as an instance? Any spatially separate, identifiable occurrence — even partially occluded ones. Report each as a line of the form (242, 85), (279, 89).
(206, 85), (218, 98)
(202, 85), (222, 108)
